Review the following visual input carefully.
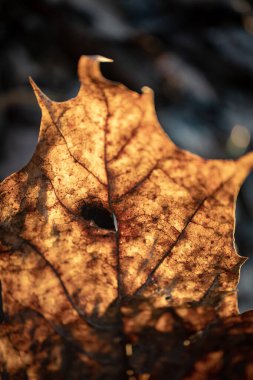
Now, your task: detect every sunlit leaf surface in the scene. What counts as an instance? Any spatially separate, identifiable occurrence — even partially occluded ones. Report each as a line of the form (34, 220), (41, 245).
(0, 56), (253, 379)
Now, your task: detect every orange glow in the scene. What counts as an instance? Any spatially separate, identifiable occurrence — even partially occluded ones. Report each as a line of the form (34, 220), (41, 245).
(0, 56), (253, 379)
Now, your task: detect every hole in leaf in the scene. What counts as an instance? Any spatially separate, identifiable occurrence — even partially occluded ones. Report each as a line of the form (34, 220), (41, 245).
(81, 204), (115, 231)
(235, 173), (253, 313)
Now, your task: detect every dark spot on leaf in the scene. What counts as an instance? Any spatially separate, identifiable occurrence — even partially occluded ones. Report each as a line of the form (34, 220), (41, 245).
(81, 204), (115, 231)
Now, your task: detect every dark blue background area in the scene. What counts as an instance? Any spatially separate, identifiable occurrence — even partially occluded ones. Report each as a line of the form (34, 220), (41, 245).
(0, 0), (253, 311)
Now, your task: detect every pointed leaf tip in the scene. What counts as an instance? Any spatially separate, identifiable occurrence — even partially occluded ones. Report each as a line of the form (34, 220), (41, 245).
(29, 77), (52, 108)
(238, 151), (253, 170)
(78, 55), (113, 83)
(91, 55), (113, 63)
(141, 86), (153, 94)
(141, 86), (155, 103)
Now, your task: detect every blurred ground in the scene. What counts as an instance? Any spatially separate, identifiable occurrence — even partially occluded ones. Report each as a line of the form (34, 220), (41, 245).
(0, 0), (253, 311)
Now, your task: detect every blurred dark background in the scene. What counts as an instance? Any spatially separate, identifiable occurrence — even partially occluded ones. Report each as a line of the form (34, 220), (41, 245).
(0, 0), (253, 311)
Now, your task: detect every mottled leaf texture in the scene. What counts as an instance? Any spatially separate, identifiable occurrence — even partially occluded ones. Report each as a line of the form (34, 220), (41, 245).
(0, 56), (253, 380)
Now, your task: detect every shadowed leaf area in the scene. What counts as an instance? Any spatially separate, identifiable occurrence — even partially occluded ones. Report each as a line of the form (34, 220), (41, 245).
(0, 56), (253, 379)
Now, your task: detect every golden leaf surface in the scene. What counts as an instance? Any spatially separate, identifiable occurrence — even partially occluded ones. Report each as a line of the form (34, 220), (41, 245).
(0, 56), (253, 379)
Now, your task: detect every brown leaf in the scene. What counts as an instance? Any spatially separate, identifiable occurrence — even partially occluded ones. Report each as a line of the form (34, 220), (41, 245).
(122, 302), (253, 380)
(0, 55), (253, 379)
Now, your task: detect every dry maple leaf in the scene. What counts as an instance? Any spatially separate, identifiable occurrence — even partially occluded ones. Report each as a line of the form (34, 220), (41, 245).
(0, 55), (253, 380)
